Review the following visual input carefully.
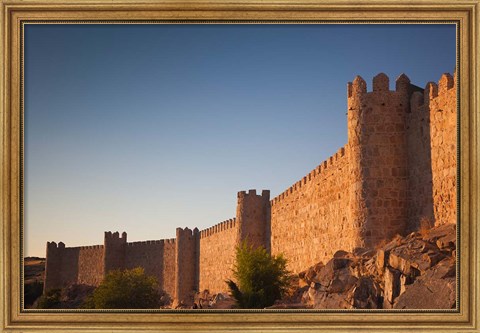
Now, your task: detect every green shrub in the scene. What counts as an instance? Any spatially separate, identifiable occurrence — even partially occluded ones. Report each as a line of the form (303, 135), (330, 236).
(81, 293), (96, 309)
(226, 241), (292, 308)
(37, 288), (61, 309)
(91, 267), (161, 309)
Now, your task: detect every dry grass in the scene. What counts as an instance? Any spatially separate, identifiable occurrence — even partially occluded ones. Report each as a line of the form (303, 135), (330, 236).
(419, 216), (433, 238)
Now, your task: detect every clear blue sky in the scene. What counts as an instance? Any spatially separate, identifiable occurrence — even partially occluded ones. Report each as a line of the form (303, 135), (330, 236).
(24, 24), (456, 257)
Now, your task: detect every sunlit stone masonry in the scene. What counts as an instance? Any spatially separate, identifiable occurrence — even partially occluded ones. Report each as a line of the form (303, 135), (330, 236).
(44, 72), (457, 306)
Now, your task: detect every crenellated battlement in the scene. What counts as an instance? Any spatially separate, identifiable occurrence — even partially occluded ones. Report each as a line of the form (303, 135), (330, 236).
(176, 227), (200, 240)
(410, 72), (456, 110)
(347, 72), (455, 115)
(47, 241), (59, 249)
(271, 145), (348, 206)
(46, 241), (56, 248)
(200, 218), (237, 238)
(347, 73), (412, 103)
(71, 245), (103, 250)
(104, 231), (127, 242)
(237, 189), (270, 199)
(47, 241), (106, 252)
(126, 239), (167, 247)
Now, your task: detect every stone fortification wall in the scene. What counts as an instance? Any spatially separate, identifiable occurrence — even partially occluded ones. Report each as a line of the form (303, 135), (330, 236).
(77, 245), (104, 286)
(427, 73), (457, 226)
(44, 235), (179, 300)
(44, 72), (456, 306)
(269, 73), (456, 273)
(407, 73), (457, 229)
(198, 218), (237, 293)
(56, 247), (80, 287)
(161, 239), (176, 298)
(125, 240), (167, 293)
(270, 147), (353, 273)
(44, 242), (104, 290)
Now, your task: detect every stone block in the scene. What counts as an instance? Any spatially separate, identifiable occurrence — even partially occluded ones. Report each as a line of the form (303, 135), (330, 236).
(384, 267), (401, 304)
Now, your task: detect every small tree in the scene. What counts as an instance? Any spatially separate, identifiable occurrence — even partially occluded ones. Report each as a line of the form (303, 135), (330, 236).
(91, 267), (161, 309)
(226, 241), (292, 309)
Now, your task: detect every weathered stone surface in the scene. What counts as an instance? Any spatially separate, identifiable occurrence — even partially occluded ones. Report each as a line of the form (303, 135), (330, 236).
(425, 223), (456, 243)
(312, 292), (351, 309)
(328, 268), (358, 293)
(315, 260), (336, 287)
(194, 290), (235, 309)
(393, 277), (455, 309)
(388, 240), (444, 275)
(422, 258), (456, 280)
(384, 267), (402, 304)
(305, 267), (317, 284)
(376, 249), (387, 273)
(277, 220), (457, 310)
(352, 277), (382, 309)
(332, 257), (352, 270)
(334, 250), (350, 258)
(388, 251), (413, 276)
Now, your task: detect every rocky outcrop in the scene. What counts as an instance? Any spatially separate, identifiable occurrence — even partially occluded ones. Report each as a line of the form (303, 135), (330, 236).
(193, 290), (235, 309)
(284, 223), (456, 309)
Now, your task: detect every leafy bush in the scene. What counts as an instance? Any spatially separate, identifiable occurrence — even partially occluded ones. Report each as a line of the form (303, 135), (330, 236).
(226, 241), (292, 308)
(90, 267), (161, 309)
(37, 288), (61, 309)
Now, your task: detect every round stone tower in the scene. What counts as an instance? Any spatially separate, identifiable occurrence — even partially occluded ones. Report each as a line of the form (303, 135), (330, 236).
(347, 73), (412, 248)
(236, 189), (270, 250)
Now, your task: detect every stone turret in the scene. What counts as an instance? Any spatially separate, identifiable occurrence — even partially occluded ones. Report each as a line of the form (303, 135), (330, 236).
(236, 189), (270, 250)
(44, 241), (63, 292)
(347, 73), (414, 248)
(174, 227), (199, 307)
(103, 231), (127, 273)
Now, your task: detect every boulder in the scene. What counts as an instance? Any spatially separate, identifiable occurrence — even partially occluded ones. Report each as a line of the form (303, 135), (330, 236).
(393, 277), (455, 309)
(312, 291), (351, 309)
(314, 260), (336, 286)
(327, 267), (358, 293)
(352, 247), (375, 258)
(209, 293), (235, 309)
(424, 223), (456, 244)
(333, 250), (350, 258)
(376, 249), (387, 274)
(352, 277), (382, 309)
(388, 241), (444, 274)
(435, 232), (456, 253)
(384, 267), (401, 304)
(421, 257), (456, 280)
(304, 266), (317, 284)
(332, 257), (352, 270)
(313, 262), (325, 273)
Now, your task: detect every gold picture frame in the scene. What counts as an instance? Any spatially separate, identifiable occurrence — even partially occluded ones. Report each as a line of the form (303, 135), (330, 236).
(1, 1), (478, 332)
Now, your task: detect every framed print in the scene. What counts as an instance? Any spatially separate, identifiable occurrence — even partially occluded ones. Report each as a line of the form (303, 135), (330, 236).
(1, 0), (479, 332)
